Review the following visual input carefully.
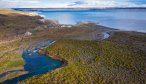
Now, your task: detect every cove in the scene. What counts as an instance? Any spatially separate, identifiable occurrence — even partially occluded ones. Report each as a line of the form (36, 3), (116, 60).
(2, 40), (64, 84)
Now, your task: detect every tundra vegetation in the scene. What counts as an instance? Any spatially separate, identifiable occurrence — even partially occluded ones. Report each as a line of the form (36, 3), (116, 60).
(0, 9), (109, 83)
(0, 9), (146, 84)
(19, 32), (146, 84)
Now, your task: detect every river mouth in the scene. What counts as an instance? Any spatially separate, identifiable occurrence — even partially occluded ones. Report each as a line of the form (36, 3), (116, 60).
(2, 40), (64, 84)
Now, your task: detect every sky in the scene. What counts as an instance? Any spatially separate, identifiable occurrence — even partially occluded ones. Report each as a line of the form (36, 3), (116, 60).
(0, 0), (146, 8)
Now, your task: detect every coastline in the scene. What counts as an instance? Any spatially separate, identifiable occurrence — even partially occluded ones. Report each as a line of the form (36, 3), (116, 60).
(0, 8), (145, 81)
(37, 31), (111, 73)
(19, 31), (146, 84)
(13, 8), (146, 33)
(12, 8), (146, 33)
(38, 49), (68, 68)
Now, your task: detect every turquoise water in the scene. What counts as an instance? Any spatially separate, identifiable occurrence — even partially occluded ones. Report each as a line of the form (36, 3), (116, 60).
(14, 8), (146, 32)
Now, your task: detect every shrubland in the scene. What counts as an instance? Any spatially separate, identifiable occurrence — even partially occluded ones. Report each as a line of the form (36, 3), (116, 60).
(19, 31), (146, 84)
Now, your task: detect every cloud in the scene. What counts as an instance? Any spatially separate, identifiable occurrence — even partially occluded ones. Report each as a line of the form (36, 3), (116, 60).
(70, 0), (146, 8)
(69, 0), (116, 8)
(1, 0), (39, 3)
(0, 0), (40, 8)
(0, 0), (146, 8)
(0, 0), (70, 8)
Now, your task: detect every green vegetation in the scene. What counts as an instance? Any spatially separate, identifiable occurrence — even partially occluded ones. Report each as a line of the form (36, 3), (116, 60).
(0, 39), (25, 82)
(0, 9), (44, 82)
(0, 9), (146, 84)
(0, 40), (24, 70)
(0, 52), (24, 69)
(19, 31), (146, 84)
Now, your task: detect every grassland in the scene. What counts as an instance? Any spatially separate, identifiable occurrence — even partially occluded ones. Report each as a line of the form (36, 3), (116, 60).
(0, 9), (146, 84)
(19, 31), (146, 84)
(0, 39), (25, 82)
(0, 9), (38, 16)
(0, 9), (108, 83)
(0, 9), (46, 82)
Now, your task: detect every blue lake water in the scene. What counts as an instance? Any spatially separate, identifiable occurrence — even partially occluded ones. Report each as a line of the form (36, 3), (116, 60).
(2, 40), (63, 84)
(14, 8), (146, 32)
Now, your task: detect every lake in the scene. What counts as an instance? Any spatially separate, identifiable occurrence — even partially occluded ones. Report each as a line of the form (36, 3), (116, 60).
(2, 40), (63, 84)
(14, 8), (146, 32)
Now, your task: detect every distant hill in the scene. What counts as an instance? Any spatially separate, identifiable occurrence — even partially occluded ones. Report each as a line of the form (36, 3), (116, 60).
(0, 8), (39, 16)
(0, 9), (44, 40)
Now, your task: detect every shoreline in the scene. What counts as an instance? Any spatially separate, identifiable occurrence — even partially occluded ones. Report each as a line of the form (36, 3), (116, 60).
(34, 11), (141, 33)
(1, 8), (146, 83)
(37, 31), (111, 73)
(38, 48), (68, 69)
(11, 8), (146, 33)
(1, 40), (64, 84)
(18, 31), (146, 84)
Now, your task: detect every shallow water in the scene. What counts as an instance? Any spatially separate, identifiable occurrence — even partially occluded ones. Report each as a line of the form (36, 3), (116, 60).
(2, 40), (63, 84)
(14, 8), (146, 32)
